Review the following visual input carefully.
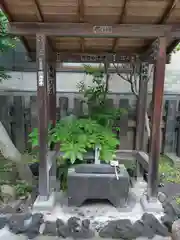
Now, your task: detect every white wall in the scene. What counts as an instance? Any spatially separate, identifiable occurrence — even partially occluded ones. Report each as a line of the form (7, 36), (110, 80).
(0, 52), (180, 93)
(0, 71), (134, 93)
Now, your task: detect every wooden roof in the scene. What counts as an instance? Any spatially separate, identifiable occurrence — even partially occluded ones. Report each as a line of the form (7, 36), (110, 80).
(1, 0), (180, 57)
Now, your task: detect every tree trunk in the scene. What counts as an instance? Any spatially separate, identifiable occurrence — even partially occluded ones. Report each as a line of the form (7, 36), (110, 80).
(0, 121), (34, 185)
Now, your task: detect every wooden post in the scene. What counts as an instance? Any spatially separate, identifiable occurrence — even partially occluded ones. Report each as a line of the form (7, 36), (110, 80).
(48, 63), (56, 126)
(135, 62), (149, 151)
(135, 63), (149, 179)
(36, 34), (49, 200)
(148, 37), (166, 199)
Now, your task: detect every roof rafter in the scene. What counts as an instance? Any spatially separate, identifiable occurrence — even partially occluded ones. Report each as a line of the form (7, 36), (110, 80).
(112, 0), (128, 52)
(78, 0), (85, 52)
(158, 0), (178, 23)
(143, 0), (179, 57)
(33, 0), (55, 55)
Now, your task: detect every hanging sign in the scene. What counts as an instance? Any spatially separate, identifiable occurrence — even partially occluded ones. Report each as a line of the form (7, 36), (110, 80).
(81, 55), (106, 62)
(80, 54), (134, 63)
(93, 26), (112, 34)
(55, 53), (137, 63)
(48, 65), (55, 95)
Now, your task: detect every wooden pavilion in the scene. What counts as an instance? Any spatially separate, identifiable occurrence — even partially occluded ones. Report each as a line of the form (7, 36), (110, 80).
(1, 0), (180, 206)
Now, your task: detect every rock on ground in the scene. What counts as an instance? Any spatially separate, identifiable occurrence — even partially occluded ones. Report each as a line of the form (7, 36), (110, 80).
(99, 213), (169, 240)
(172, 219), (180, 240)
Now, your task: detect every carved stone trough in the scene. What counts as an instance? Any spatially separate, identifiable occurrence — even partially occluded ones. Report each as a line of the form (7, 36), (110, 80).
(67, 163), (130, 207)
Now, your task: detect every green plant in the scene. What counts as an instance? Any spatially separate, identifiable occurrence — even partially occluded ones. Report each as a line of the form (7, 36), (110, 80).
(51, 118), (119, 163)
(159, 156), (180, 205)
(78, 65), (126, 128)
(28, 124), (52, 149)
(0, 10), (17, 82)
(175, 196), (180, 205)
(29, 117), (119, 164)
(159, 156), (180, 184)
(14, 180), (32, 198)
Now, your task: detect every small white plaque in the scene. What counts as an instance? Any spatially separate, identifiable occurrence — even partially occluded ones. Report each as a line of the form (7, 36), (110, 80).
(93, 26), (112, 34)
(38, 71), (44, 86)
(110, 160), (119, 167)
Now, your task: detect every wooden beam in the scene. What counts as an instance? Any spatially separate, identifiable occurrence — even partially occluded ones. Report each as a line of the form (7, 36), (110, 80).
(0, 1), (32, 57)
(158, 0), (178, 23)
(148, 37), (166, 199)
(112, 0), (128, 52)
(30, 51), (155, 63)
(36, 34), (49, 199)
(16, 50), (171, 63)
(58, 52), (139, 63)
(7, 22), (180, 38)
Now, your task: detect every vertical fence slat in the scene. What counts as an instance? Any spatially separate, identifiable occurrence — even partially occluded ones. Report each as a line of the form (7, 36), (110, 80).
(119, 98), (129, 149)
(164, 100), (177, 154)
(13, 96), (26, 153)
(59, 97), (68, 118)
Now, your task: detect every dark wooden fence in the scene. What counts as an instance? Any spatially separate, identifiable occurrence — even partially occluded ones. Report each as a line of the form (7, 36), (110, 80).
(0, 94), (179, 156)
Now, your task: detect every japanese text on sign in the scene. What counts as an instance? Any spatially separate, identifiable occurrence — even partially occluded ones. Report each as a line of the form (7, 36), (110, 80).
(38, 71), (44, 86)
(93, 26), (112, 34)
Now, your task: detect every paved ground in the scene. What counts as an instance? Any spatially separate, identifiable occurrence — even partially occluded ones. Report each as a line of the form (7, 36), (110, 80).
(0, 181), (172, 240)
(40, 181), (163, 226)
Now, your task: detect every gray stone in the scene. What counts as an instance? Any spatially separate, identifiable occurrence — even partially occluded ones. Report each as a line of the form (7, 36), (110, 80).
(8, 213), (32, 234)
(141, 213), (169, 237)
(161, 214), (175, 232)
(43, 222), (57, 236)
(67, 164), (130, 207)
(158, 192), (167, 203)
(0, 217), (8, 229)
(99, 219), (134, 239)
(56, 217), (95, 239)
(24, 213), (43, 239)
(78, 219), (95, 239)
(56, 218), (69, 238)
(172, 219), (180, 240)
(132, 220), (155, 239)
(163, 199), (180, 219)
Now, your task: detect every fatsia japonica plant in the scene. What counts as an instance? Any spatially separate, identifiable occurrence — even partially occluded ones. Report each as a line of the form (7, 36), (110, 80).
(29, 117), (119, 164)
